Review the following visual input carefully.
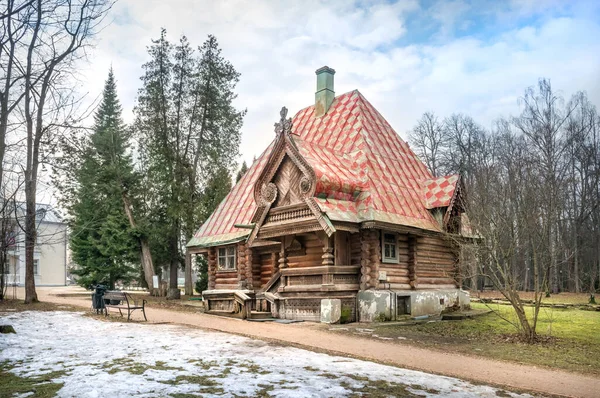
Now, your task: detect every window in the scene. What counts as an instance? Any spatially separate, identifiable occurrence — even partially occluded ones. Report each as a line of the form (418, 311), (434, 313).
(218, 247), (236, 271)
(382, 232), (398, 263)
(33, 259), (40, 275)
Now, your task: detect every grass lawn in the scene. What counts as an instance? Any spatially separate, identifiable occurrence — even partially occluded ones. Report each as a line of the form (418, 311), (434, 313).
(475, 291), (594, 305)
(355, 302), (600, 376)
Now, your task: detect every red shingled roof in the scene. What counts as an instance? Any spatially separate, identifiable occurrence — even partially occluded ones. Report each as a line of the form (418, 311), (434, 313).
(422, 175), (460, 209)
(188, 90), (459, 248)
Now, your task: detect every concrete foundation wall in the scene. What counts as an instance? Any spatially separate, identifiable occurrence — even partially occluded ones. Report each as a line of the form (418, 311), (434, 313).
(357, 290), (394, 322)
(409, 289), (470, 317)
(357, 289), (470, 321)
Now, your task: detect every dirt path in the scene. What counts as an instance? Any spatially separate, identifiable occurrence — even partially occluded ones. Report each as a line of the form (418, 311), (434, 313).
(22, 287), (600, 398)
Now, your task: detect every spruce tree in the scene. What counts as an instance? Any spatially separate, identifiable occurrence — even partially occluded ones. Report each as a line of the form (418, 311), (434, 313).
(236, 161), (248, 183)
(68, 70), (139, 289)
(134, 30), (244, 298)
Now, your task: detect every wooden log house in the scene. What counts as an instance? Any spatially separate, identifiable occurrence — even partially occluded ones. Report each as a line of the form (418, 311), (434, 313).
(185, 67), (470, 322)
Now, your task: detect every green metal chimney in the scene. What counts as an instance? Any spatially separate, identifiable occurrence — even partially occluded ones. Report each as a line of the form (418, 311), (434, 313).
(315, 66), (335, 118)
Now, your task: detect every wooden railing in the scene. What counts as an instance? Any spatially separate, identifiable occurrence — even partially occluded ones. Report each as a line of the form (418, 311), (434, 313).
(278, 265), (360, 292)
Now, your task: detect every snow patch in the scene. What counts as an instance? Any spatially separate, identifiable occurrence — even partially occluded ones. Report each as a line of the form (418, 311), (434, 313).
(0, 311), (534, 397)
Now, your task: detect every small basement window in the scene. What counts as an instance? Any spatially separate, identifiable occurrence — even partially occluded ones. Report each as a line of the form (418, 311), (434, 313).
(218, 246), (236, 271)
(382, 232), (398, 263)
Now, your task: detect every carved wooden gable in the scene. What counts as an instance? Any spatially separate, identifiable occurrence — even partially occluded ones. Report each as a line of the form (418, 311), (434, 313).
(247, 106), (336, 246)
(272, 156), (304, 207)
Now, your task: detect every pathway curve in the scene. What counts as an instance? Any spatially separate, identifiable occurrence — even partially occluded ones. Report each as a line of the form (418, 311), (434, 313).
(24, 287), (600, 398)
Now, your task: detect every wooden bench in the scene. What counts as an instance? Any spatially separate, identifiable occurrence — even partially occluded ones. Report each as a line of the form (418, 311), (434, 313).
(103, 291), (147, 321)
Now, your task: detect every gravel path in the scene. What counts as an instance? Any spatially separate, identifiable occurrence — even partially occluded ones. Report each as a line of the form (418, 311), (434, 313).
(20, 287), (600, 398)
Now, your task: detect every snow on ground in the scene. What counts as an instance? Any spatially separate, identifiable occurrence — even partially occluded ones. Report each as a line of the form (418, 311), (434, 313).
(0, 311), (535, 398)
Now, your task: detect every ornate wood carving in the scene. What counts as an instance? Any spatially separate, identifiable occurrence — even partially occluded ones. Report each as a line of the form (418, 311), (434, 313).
(257, 222), (323, 240)
(248, 106), (335, 246)
(279, 241), (288, 270)
(273, 157), (303, 207)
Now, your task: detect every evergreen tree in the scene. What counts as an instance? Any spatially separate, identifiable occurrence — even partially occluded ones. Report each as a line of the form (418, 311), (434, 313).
(236, 160), (248, 183)
(67, 70), (140, 289)
(134, 29), (244, 298)
(198, 166), (232, 227)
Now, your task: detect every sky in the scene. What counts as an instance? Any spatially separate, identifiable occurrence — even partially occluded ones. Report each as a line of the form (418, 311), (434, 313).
(78, 0), (600, 167)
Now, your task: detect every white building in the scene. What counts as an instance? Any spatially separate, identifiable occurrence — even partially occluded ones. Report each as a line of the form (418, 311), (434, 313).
(4, 203), (68, 287)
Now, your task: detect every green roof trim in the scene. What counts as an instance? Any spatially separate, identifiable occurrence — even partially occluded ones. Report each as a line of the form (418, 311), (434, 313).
(186, 231), (250, 248)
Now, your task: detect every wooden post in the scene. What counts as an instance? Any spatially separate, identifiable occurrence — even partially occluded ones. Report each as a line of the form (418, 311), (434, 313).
(184, 251), (193, 296)
(278, 241), (288, 269)
(360, 231), (371, 291)
(408, 235), (418, 289)
(245, 246), (254, 289)
(272, 252), (280, 275)
(369, 230), (380, 289)
(238, 243), (247, 289)
(334, 231), (350, 265)
(208, 247), (217, 290)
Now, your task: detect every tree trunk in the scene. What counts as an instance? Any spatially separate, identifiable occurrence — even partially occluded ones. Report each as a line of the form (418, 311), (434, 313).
(185, 251), (193, 296)
(167, 260), (180, 299)
(24, 181), (38, 303)
(121, 193), (158, 295)
(167, 227), (180, 300)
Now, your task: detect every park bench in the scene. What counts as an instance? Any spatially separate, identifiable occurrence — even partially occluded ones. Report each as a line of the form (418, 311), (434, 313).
(103, 291), (147, 321)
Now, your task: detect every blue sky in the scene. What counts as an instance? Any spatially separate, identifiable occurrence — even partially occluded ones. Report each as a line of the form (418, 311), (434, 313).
(77, 0), (600, 167)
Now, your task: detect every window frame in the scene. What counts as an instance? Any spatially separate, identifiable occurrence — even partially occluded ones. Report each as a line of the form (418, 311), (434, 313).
(33, 258), (40, 275)
(381, 231), (399, 264)
(217, 246), (237, 271)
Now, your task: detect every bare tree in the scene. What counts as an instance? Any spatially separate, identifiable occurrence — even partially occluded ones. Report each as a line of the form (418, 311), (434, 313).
(4, 0), (113, 303)
(512, 79), (576, 295)
(408, 112), (446, 177)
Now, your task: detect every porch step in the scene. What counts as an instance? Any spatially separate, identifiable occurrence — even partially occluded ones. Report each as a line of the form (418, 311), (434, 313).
(249, 311), (273, 320)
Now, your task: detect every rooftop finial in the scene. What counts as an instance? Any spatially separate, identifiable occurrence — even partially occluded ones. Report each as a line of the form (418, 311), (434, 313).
(274, 106), (292, 136)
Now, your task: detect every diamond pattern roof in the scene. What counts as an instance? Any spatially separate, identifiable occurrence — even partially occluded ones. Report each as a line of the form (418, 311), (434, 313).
(422, 175), (460, 209)
(188, 90), (459, 248)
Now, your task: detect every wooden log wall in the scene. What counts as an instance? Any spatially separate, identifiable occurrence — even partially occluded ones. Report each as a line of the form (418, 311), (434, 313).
(207, 247), (216, 290)
(237, 243), (248, 289)
(416, 236), (458, 288)
(379, 234), (411, 290)
(212, 245), (240, 290)
(287, 234), (324, 268)
(359, 230), (379, 290)
(252, 249), (262, 290)
(258, 252), (276, 287)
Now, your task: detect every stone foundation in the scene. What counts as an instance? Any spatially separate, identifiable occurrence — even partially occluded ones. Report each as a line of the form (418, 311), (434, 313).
(357, 289), (470, 322)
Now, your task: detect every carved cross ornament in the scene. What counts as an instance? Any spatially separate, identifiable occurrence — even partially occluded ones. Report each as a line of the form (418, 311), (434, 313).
(274, 106), (293, 137)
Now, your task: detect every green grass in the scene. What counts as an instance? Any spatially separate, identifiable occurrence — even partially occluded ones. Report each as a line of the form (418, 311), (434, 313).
(371, 302), (600, 375)
(0, 361), (66, 398)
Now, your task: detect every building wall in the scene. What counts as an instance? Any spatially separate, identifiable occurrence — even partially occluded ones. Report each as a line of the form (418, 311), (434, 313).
(415, 236), (458, 289)
(7, 222), (68, 287)
(37, 222), (68, 286)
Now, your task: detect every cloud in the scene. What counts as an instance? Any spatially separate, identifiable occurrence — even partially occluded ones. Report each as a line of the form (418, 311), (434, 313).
(75, 0), (600, 167)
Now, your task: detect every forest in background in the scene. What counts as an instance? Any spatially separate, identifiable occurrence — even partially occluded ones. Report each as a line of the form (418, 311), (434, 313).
(409, 79), (600, 296)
